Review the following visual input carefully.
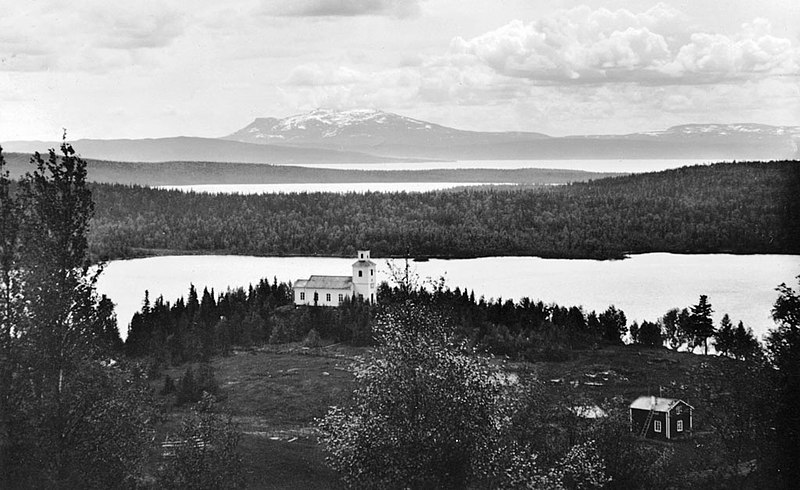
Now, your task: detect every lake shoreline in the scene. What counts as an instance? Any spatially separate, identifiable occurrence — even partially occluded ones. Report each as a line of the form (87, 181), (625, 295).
(97, 253), (800, 342)
(101, 247), (800, 264)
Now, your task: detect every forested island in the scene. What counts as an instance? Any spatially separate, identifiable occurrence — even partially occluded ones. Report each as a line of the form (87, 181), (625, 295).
(88, 160), (800, 261)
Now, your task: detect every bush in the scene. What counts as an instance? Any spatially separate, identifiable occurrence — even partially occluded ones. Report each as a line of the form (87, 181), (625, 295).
(158, 393), (244, 489)
(304, 328), (323, 348)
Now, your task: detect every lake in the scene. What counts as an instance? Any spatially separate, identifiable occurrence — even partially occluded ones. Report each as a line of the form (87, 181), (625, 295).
(96, 253), (799, 341)
(286, 159), (716, 173)
(158, 182), (510, 194)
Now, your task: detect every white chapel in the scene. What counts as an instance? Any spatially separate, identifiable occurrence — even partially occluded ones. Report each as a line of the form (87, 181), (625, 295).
(293, 250), (377, 306)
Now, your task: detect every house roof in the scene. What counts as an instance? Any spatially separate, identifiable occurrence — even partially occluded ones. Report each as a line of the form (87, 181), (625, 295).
(629, 396), (694, 412)
(296, 275), (353, 290)
(352, 259), (376, 267)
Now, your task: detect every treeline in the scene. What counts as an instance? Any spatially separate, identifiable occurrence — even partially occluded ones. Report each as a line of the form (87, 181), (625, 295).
(1, 152), (617, 186)
(89, 161), (800, 260)
(124, 273), (759, 363)
(124, 280), (378, 365)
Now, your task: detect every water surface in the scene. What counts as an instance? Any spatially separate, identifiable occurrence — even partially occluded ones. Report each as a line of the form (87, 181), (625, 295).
(96, 253), (799, 341)
(158, 182), (509, 194)
(289, 159), (715, 173)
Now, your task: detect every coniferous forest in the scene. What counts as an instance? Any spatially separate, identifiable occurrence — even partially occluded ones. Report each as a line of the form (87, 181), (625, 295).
(4, 143), (800, 488)
(88, 161), (800, 261)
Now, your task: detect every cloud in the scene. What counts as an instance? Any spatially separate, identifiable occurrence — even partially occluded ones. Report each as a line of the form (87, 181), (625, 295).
(0, 1), (188, 72)
(264, 0), (422, 19)
(444, 5), (800, 84)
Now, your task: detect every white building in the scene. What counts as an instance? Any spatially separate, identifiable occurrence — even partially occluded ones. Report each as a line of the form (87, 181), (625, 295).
(293, 250), (377, 306)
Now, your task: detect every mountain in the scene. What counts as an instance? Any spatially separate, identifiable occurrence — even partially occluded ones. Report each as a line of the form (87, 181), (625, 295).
(5, 112), (798, 165)
(224, 108), (550, 153)
(226, 110), (800, 161)
(0, 136), (410, 165)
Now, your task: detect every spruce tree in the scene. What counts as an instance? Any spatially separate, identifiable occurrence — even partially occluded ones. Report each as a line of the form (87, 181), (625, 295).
(714, 313), (735, 357)
(689, 295), (715, 354)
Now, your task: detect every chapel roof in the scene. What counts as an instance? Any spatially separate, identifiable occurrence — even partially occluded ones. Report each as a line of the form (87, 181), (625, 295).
(296, 275), (353, 290)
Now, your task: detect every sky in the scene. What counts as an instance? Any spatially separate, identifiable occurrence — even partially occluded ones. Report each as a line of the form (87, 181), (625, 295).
(1, 0), (799, 140)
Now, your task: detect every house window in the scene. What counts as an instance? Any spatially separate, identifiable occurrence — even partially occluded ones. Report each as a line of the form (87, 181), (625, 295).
(370, 269), (374, 276)
(300, 292), (305, 301)
(677, 420), (683, 432)
(326, 293), (331, 302)
(338, 294), (343, 302)
(358, 270), (363, 277)
(654, 420), (662, 433)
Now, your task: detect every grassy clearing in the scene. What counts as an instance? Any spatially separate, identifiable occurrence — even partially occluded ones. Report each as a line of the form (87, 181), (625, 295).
(152, 343), (715, 488)
(154, 344), (360, 488)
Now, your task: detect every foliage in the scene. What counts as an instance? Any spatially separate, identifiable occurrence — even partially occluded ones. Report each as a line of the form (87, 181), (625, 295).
(162, 373), (176, 395)
(688, 295), (715, 354)
(176, 363), (220, 406)
(598, 305), (626, 344)
(637, 320), (663, 347)
(689, 354), (779, 487)
(87, 161), (800, 261)
(304, 328), (323, 348)
(765, 276), (800, 487)
(0, 143), (155, 488)
(318, 302), (523, 488)
(588, 404), (676, 489)
(715, 315), (760, 360)
(318, 301), (615, 488)
(157, 393), (245, 490)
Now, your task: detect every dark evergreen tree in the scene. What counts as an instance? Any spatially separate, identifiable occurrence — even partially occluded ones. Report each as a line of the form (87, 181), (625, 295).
(765, 277), (800, 488)
(598, 305), (627, 344)
(731, 321), (759, 360)
(714, 313), (735, 357)
(637, 320), (662, 347)
(689, 295), (715, 354)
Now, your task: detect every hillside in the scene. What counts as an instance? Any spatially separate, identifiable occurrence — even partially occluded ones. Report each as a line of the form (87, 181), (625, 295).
(0, 136), (411, 165)
(150, 343), (734, 489)
(1, 152), (618, 186)
(87, 161), (800, 260)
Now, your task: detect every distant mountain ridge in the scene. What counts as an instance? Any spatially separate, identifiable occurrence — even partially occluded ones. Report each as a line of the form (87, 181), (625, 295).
(3, 110), (798, 163)
(0, 135), (412, 165)
(225, 109), (800, 161)
(224, 108), (551, 153)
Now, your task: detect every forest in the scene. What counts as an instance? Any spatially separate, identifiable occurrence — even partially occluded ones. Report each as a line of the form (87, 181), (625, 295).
(88, 161), (800, 261)
(3, 144), (800, 488)
(1, 151), (618, 186)
(124, 274), (761, 368)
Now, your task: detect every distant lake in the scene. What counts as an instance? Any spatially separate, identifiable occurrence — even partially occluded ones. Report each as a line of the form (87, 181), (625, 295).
(289, 159), (717, 173)
(158, 182), (510, 194)
(96, 253), (799, 341)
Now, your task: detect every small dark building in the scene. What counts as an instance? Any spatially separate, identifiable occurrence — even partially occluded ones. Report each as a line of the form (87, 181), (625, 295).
(630, 396), (693, 441)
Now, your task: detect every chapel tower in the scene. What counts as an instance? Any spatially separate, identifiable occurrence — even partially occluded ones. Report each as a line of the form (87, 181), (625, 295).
(352, 250), (377, 303)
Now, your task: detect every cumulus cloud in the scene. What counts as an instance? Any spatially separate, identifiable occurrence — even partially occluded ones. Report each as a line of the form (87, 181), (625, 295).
(277, 4), (800, 134)
(444, 5), (799, 84)
(264, 0), (422, 18)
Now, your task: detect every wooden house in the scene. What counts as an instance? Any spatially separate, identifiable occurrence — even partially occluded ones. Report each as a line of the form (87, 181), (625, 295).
(630, 396), (693, 441)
